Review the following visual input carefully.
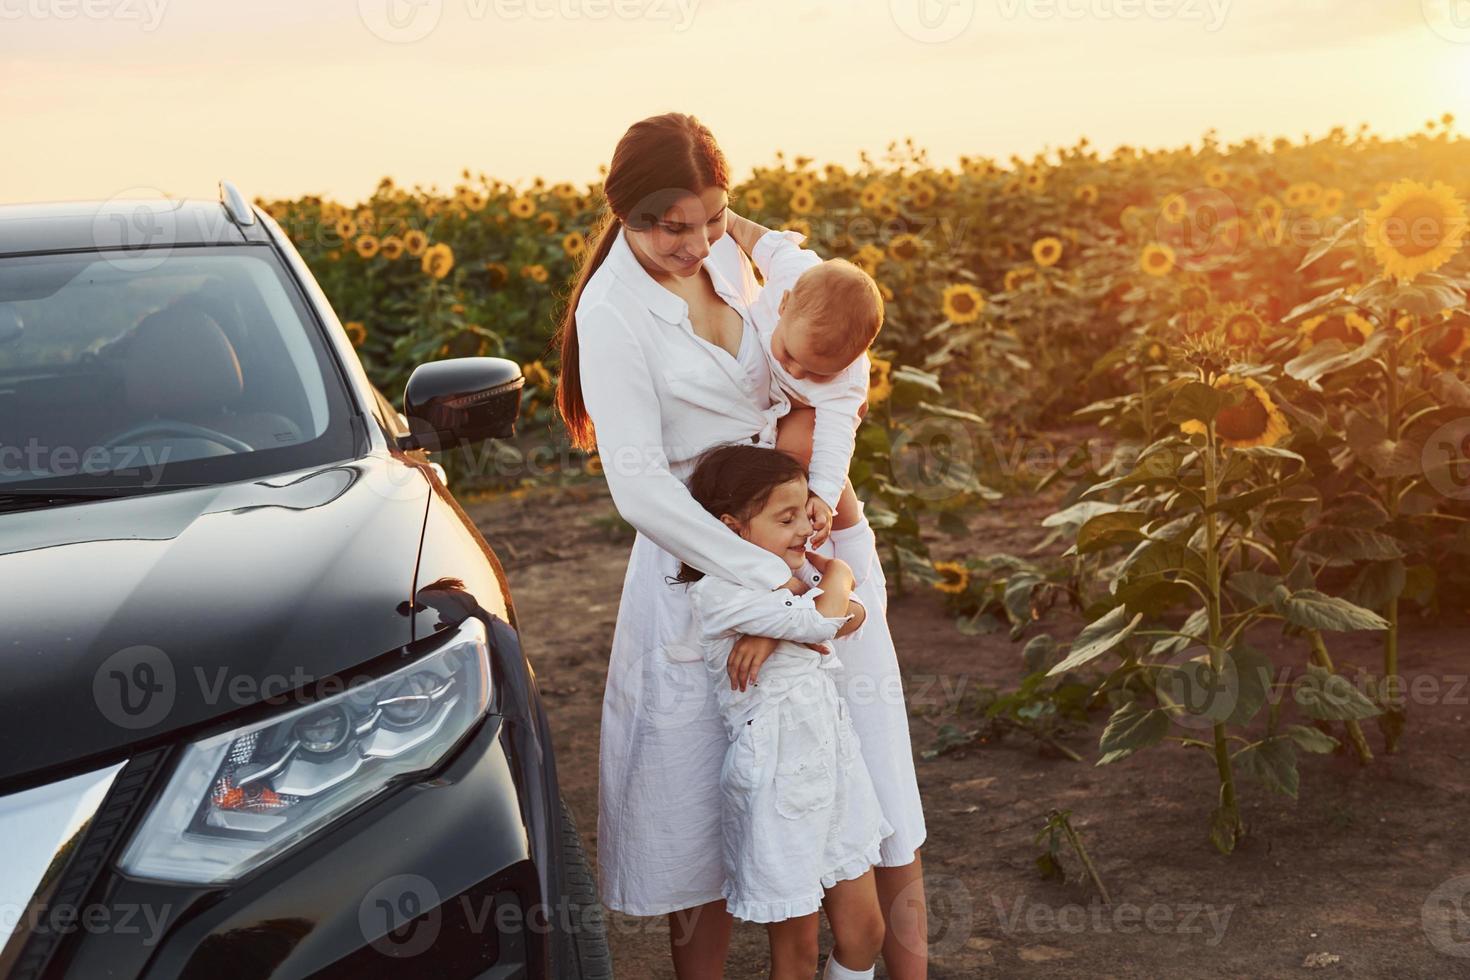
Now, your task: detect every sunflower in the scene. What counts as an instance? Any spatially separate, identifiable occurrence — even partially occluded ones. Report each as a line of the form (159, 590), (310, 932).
(460, 191), (487, 212)
(1364, 179), (1468, 282)
(334, 217), (358, 241)
(1179, 375), (1290, 449)
(379, 236), (405, 260)
(552, 182), (578, 200)
(1317, 188), (1344, 216)
(1298, 311), (1375, 350)
(1425, 311), (1470, 365)
(868, 356), (893, 405)
(936, 170), (960, 191)
(1075, 184), (1100, 205)
(1204, 167), (1229, 189)
(403, 229), (429, 257)
(931, 560), (971, 595)
(744, 188), (766, 211)
(344, 321), (367, 347)
(789, 190), (816, 215)
(1032, 236), (1063, 267)
(356, 210), (376, 232)
(878, 200), (901, 221)
(853, 243), (885, 275)
(888, 233), (923, 262)
(782, 219), (812, 238)
(354, 235), (381, 260)
(421, 242), (455, 280)
(910, 185), (936, 209)
(1283, 184), (1309, 209)
(941, 284), (986, 324)
(523, 360), (552, 389)
(536, 212), (560, 234)
(562, 231), (587, 258)
(1254, 195), (1284, 226)
(1161, 194), (1189, 224)
(522, 263), (549, 283)
(1140, 242), (1176, 277)
(1176, 282), (1212, 310)
(784, 172), (814, 193)
(1219, 303), (1267, 348)
(1022, 170), (1046, 194)
(1004, 267), (1034, 292)
(859, 182), (886, 210)
(509, 196), (536, 219)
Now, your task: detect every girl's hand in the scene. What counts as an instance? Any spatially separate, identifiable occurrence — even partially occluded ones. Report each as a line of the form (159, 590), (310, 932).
(804, 552), (855, 592)
(835, 599), (867, 638)
(806, 496), (833, 549)
(728, 634), (776, 692)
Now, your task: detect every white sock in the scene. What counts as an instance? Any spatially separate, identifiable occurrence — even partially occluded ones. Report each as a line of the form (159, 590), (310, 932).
(823, 952), (875, 980)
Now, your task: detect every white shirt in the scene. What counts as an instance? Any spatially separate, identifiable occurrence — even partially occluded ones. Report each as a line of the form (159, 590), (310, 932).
(576, 227), (794, 591)
(748, 230), (872, 513)
(687, 559), (863, 731)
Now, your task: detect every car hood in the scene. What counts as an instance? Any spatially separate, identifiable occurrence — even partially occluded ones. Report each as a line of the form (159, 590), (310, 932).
(0, 455), (431, 788)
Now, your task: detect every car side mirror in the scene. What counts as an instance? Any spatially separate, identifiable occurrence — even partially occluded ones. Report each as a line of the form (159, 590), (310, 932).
(399, 357), (524, 452)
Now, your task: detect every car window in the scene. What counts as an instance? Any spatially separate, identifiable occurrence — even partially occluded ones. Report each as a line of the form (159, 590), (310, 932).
(0, 245), (359, 495)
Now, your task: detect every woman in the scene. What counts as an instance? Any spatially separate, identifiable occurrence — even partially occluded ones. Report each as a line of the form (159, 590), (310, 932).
(555, 112), (927, 979)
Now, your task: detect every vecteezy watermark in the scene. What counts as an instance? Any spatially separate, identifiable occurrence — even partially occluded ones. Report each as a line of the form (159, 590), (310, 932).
(93, 645), (175, 730)
(1423, 874), (1470, 958)
(0, 0), (167, 30)
(0, 901), (173, 946)
(360, 874), (443, 957)
(1421, 417), (1470, 501)
(357, 0), (699, 43)
(0, 439), (172, 487)
(889, 0), (976, 44)
(996, 0), (1230, 31)
(992, 896), (1234, 946)
(1423, 0), (1470, 43)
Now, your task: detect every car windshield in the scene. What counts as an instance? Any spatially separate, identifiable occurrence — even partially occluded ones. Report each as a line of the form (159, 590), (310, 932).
(0, 246), (359, 500)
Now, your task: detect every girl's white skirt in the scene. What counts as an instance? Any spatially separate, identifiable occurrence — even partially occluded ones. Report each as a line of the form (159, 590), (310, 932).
(720, 669), (893, 923)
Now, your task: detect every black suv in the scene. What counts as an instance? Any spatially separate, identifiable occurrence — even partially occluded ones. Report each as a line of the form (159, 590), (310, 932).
(0, 184), (610, 979)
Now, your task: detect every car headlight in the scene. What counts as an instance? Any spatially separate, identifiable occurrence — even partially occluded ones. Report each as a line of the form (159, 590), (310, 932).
(118, 618), (492, 884)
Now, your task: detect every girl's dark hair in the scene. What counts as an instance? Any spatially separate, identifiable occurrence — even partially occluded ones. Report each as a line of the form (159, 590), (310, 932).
(555, 112), (731, 451)
(671, 444), (808, 584)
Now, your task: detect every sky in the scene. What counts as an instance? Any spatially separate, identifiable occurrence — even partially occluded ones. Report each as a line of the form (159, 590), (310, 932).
(2, 0), (1467, 205)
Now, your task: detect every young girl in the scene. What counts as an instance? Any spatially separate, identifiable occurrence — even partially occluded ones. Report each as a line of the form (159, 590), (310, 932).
(676, 444), (891, 980)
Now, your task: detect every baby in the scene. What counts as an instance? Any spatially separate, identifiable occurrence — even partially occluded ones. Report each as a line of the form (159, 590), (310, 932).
(751, 243), (883, 544)
(677, 443), (891, 980)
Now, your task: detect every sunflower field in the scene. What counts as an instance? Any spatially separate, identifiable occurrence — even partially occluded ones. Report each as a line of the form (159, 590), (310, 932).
(259, 114), (1470, 851)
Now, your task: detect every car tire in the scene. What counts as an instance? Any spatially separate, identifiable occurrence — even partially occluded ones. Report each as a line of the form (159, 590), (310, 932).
(550, 795), (613, 980)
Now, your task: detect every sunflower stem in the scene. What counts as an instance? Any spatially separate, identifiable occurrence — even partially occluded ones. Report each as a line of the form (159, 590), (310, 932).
(1307, 629), (1374, 765)
(1202, 415), (1244, 850)
(1382, 322), (1404, 753)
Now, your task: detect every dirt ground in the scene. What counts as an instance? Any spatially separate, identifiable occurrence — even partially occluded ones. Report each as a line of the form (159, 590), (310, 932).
(464, 480), (1470, 980)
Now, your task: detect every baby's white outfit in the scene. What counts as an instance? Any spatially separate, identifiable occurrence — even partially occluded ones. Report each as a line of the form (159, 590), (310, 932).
(749, 231), (929, 868)
(687, 560), (892, 923)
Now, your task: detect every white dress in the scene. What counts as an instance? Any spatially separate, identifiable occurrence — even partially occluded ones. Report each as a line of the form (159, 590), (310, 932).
(577, 228), (797, 917)
(687, 561), (892, 923)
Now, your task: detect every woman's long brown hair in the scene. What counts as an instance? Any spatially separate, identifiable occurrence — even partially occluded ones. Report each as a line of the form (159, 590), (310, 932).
(554, 112), (730, 450)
